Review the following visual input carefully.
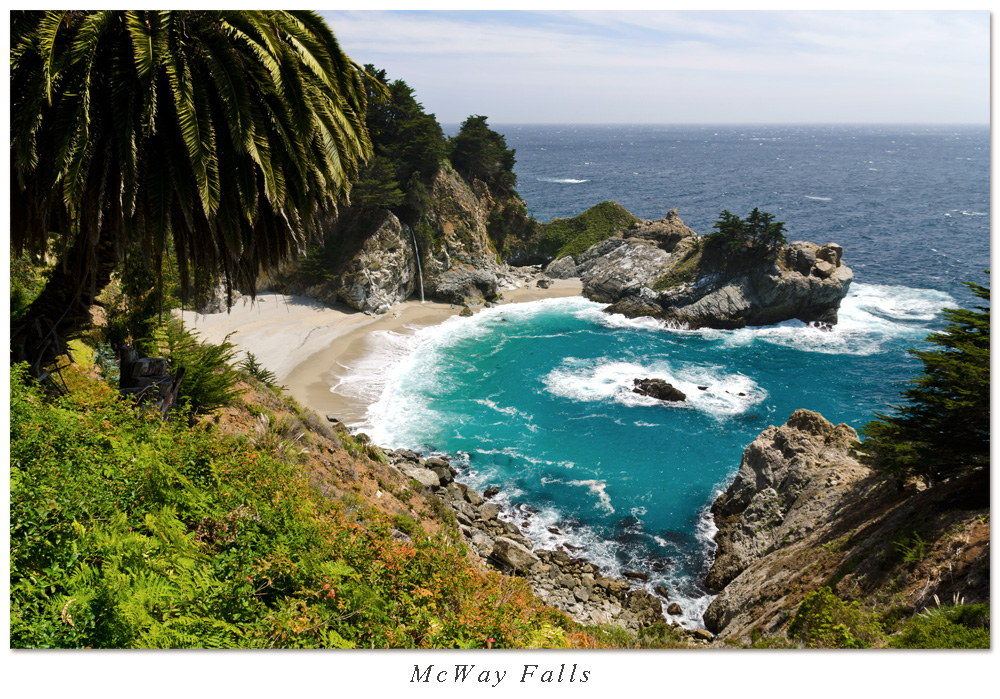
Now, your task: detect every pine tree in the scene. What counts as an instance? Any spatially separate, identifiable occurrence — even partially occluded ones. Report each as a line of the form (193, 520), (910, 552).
(857, 279), (990, 486)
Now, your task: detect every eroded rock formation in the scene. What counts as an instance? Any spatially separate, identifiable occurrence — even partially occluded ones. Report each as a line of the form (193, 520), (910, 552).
(701, 410), (990, 644)
(547, 209), (853, 329)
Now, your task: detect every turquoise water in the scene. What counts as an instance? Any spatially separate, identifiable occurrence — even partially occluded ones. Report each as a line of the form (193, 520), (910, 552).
(334, 125), (987, 626)
(345, 283), (953, 626)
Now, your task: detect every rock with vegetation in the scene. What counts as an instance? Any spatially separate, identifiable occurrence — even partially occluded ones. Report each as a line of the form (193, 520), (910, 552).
(417, 161), (505, 305)
(384, 448), (679, 634)
(572, 208), (853, 329)
(702, 410), (989, 645)
(508, 200), (639, 265)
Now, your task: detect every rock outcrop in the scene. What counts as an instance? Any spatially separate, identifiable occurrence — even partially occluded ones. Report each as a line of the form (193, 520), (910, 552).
(379, 448), (715, 638)
(632, 378), (686, 402)
(253, 209), (418, 314)
(701, 410), (990, 644)
(256, 162), (535, 313)
(547, 208), (853, 329)
(418, 162), (504, 306)
(704, 410), (868, 593)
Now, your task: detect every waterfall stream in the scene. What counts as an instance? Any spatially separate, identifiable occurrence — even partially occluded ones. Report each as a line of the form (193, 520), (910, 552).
(409, 225), (425, 303)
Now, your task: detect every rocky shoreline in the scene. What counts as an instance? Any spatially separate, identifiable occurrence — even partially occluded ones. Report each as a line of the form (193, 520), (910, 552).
(376, 445), (715, 644)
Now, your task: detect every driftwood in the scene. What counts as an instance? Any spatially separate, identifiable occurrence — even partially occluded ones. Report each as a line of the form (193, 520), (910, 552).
(119, 346), (185, 419)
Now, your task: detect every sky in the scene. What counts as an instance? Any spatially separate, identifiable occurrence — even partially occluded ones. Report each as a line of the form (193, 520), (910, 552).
(318, 9), (990, 125)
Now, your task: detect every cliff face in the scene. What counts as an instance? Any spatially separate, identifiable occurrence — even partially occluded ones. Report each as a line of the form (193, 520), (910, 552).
(545, 209), (853, 329)
(254, 162), (521, 313)
(702, 411), (990, 642)
(417, 161), (506, 306)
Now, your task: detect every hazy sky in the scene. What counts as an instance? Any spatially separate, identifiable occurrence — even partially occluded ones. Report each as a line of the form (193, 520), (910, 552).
(319, 9), (989, 125)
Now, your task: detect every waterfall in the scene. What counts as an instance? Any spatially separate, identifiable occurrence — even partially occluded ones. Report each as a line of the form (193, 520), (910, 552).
(409, 225), (425, 303)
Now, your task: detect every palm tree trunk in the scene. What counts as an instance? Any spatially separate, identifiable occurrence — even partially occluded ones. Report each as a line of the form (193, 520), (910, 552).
(11, 234), (119, 376)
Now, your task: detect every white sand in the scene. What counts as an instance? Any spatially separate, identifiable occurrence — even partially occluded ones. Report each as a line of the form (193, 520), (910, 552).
(178, 278), (583, 424)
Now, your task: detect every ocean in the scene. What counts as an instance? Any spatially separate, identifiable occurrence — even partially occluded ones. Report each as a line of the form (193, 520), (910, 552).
(339, 125), (989, 627)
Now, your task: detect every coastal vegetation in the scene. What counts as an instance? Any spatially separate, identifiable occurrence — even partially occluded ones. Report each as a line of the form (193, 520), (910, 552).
(8, 11), (987, 650)
(704, 208), (787, 262)
(8, 358), (707, 649)
(531, 201), (639, 260)
(857, 279), (990, 491)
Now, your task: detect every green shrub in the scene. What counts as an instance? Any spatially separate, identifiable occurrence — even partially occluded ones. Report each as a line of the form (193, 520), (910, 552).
(890, 603), (990, 649)
(390, 513), (422, 538)
(534, 201), (639, 260)
(789, 587), (884, 648)
(857, 279), (989, 488)
(704, 208), (787, 262)
(149, 320), (241, 416)
(10, 363), (593, 649)
(239, 352), (279, 388)
(10, 250), (48, 324)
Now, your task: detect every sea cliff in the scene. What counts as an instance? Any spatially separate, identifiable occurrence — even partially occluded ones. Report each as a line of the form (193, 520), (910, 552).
(701, 410), (989, 643)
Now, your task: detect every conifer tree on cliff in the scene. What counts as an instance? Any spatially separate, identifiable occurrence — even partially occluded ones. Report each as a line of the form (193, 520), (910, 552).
(10, 10), (372, 375)
(857, 279), (990, 490)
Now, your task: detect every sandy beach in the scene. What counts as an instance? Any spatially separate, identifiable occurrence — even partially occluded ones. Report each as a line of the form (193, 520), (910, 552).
(178, 277), (583, 426)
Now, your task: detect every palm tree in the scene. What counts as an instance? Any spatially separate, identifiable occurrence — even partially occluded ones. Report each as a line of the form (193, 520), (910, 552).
(10, 10), (373, 374)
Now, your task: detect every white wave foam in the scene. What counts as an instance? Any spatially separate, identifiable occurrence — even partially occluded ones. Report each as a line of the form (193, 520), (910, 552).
(567, 479), (615, 514)
(961, 210), (988, 216)
(473, 398), (534, 422)
(537, 177), (589, 184)
(693, 283), (955, 356)
(804, 195), (832, 201)
(542, 357), (765, 417)
(339, 297), (596, 443)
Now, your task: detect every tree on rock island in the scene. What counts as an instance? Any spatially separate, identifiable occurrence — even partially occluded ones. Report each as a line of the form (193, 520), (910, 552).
(706, 208), (787, 261)
(10, 10), (372, 375)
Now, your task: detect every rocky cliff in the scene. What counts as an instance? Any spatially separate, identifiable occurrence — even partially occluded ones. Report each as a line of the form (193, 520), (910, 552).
(255, 161), (522, 314)
(702, 410), (990, 643)
(416, 161), (506, 306)
(545, 209), (854, 329)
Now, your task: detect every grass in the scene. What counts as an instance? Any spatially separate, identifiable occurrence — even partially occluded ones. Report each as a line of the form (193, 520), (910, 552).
(534, 201), (638, 259)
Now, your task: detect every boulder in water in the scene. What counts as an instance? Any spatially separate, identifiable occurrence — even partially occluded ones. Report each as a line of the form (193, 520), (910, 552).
(632, 378), (687, 402)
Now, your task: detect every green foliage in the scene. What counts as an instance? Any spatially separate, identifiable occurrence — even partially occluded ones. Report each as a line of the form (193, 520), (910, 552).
(486, 197), (539, 258)
(91, 343), (121, 388)
(651, 246), (702, 292)
(341, 432), (389, 465)
(890, 603), (990, 649)
(857, 279), (989, 486)
(704, 208), (787, 262)
(449, 115), (517, 196)
(10, 11), (372, 376)
(893, 531), (927, 565)
(789, 587), (884, 648)
(364, 67), (448, 187)
(349, 154), (406, 210)
(390, 513), (422, 538)
(98, 251), (182, 353)
(354, 66), (447, 220)
(150, 320), (241, 416)
(10, 250), (48, 324)
(10, 362), (595, 648)
(239, 352), (279, 389)
(534, 201), (639, 260)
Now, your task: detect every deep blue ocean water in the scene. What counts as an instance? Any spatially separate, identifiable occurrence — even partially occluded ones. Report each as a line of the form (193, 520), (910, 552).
(340, 125), (989, 627)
